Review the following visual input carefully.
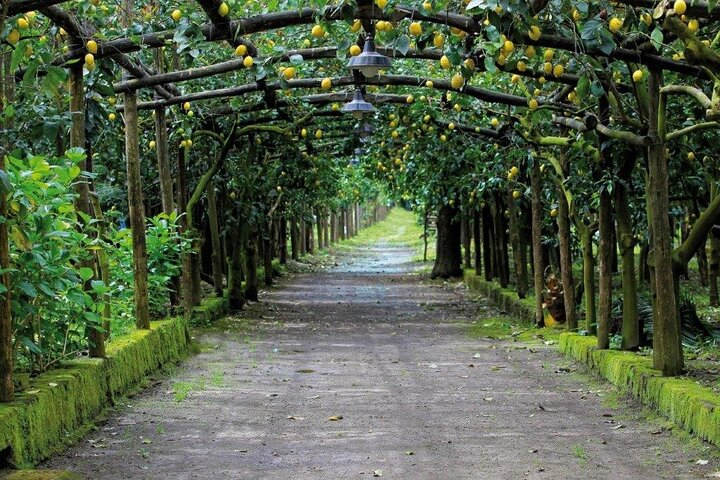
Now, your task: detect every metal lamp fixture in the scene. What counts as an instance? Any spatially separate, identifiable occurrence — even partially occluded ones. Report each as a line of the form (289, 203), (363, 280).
(347, 35), (392, 78)
(341, 88), (375, 119)
(356, 122), (375, 139)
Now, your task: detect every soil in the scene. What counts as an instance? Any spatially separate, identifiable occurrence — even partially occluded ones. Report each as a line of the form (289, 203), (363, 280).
(40, 241), (719, 479)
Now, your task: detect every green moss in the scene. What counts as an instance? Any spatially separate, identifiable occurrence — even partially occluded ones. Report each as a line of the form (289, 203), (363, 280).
(4, 471), (82, 480)
(466, 316), (516, 339)
(0, 313), (194, 468)
(560, 332), (720, 447)
(191, 296), (228, 326)
(464, 270), (536, 324)
(464, 270), (720, 449)
(105, 318), (190, 400)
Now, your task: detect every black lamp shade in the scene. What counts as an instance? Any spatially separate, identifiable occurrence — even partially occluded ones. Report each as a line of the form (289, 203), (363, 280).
(342, 89), (375, 119)
(347, 37), (392, 78)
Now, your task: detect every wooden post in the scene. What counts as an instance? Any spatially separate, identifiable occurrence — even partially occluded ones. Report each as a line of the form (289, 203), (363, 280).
(69, 53), (105, 355)
(121, 0), (150, 328)
(279, 215), (287, 264)
(0, 52), (14, 401)
(153, 45), (174, 214)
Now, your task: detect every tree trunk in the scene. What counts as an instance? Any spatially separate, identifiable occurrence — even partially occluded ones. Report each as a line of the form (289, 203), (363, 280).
(227, 221), (245, 311)
(616, 176), (640, 350)
(473, 209), (482, 276)
(508, 190), (526, 298)
(482, 205), (494, 281)
(207, 180), (223, 296)
(244, 229), (259, 301)
(462, 213), (471, 269)
(647, 68), (683, 375)
(530, 160), (544, 326)
(279, 216), (288, 264)
(263, 226), (274, 287)
(0, 52), (14, 401)
(431, 205), (463, 279)
(597, 185), (612, 349)
(557, 171), (576, 332)
(580, 226), (597, 334)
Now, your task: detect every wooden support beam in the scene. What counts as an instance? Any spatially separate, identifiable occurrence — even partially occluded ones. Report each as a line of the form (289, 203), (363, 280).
(121, 0), (150, 330)
(39, 5), (178, 100)
(117, 74), (566, 112)
(37, 6), (700, 82)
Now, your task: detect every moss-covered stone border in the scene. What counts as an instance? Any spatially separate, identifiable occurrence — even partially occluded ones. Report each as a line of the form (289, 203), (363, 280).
(0, 294), (226, 469)
(463, 270), (536, 323)
(464, 269), (720, 448)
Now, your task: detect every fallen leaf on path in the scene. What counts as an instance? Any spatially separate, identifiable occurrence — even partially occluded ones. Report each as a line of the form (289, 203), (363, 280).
(543, 340), (556, 345)
(328, 415), (343, 421)
(48, 382), (58, 387)
(286, 415), (304, 420)
(473, 353), (482, 358)
(373, 469), (383, 477)
(697, 460), (710, 465)
(405, 451), (415, 456)
(611, 424), (625, 429)
(483, 397), (493, 402)
(428, 363), (438, 369)
(706, 472), (720, 477)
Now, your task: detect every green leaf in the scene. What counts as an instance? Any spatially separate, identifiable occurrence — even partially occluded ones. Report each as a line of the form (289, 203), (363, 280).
(78, 267), (95, 282)
(395, 35), (411, 55)
(576, 74), (590, 99)
(289, 54), (304, 65)
(21, 336), (42, 355)
(650, 28), (664, 51)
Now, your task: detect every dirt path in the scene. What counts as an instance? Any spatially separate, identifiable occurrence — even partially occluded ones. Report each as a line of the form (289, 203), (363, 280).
(43, 238), (717, 479)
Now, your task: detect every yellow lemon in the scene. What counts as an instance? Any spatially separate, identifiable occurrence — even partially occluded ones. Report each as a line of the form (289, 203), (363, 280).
(315, 129), (323, 139)
(409, 22), (422, 36)
(17, 17), (29, 29)
(301, 128), (307, 138)
(376, 0), (388, 8)
(440, 55), (451, 69)
(688, 19), (699, 33)
(243, 56), (254, 68)
(609, 17), (623, 33)
(503, 39), (514, 53)
(406, 95), (414, 103)
(235, 44), (247, 56)
(86, 40), (98, 54)
(283, 66), (296, 79)
(218, 2), (229, 16)
(451, 73), (465, 89)
(7, 29), (20, 45)
(525, 45), (536, 58)
(349, 44), (361, 56)
(84, 53), (95, 66)
(149, 140), (156, 149)
(311, 25), (325, 38)
(511, 74), (521, 84)
(463, 58), (475, 70)
(425, 80), (434, 88)
(528, 98), (539, 110)
(171, 9), (182, 21)
(321, 77), (332, 89)
(516, 60), (527, 72)
(528, 25), (541, 41)
(108, 113), (117, 121)
(632, 69), (644, 82)
(433, 33), (444, 48)
(572, 9), (581, 22)
(674, 0), (687, 14)
(350, 19), (362, 32)
(543, 49), (554, 61)
(552, 64), (564, 76)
